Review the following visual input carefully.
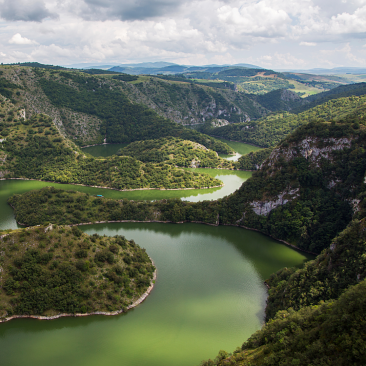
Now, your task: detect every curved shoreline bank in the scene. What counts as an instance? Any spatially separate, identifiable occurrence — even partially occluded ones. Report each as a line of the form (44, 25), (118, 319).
(0, 260), (157, 324)
(12, 218), (317, 256)
(0, 178), (224, 191)
(211, 135), (263, 149)
(66, 220), (317, 256)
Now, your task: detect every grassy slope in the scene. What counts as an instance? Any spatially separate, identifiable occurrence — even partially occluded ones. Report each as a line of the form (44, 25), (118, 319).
(0, 224), (155, 318)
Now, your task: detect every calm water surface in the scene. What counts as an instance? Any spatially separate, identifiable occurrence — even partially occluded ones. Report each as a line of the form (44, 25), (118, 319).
(0, 140), (309, 366)
(0, 170), (250, 231)
(0, 222), (310, 366)
(82, 139), (262, 162)
(217, 139), (262, 161)
(82, 143), (128, 157)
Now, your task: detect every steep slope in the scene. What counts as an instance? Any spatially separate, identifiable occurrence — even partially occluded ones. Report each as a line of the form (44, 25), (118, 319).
(200, 94), (366, 147)
(265, 217), (366, 320)
(200, 278), (366, 366)
(124, 76), (266, 123)
(0, 65), (234, 153)
(219, 118), (365, 253)
(294, 82), (366, 113)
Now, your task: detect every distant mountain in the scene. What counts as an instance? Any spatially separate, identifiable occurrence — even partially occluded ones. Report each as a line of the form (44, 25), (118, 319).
(116, 62), (177, 68)
(108, 63), (264, 75)
(276, 67), (366, 75)
(65, 63), (120, 69)
(232, 63), (264, 69)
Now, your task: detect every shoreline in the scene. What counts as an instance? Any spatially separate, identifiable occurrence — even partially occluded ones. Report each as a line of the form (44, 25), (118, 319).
(13, 219), (317, 256)
(0, 259), (157, 324)
(212, 135), (264, 149)
(64, 220), (316, 256)
(0, 178), (224, 191)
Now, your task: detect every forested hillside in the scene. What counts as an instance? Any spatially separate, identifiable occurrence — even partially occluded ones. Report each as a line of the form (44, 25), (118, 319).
(200, 94), (366, 147)
(0, 112), (222, 189)
(200, 278), (366, 366)
(0, 224), (155, 318)
(2, 65), (363, 153)
(118, 137), (235, 169)
(8, 112), (366, 365)
(11, 114), (366, 254)
(0, 65), (235, 152)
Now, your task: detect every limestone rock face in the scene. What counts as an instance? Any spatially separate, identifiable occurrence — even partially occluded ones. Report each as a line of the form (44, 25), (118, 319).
(250, 188), (300, 216)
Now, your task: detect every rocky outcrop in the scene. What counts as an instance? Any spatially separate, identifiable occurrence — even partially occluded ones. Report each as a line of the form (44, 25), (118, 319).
(250, 188), (300, 216)
(265, 137), (352, 170)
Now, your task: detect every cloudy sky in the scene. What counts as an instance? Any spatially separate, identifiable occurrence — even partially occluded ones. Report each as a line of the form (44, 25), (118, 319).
(0, 0), (366, 69)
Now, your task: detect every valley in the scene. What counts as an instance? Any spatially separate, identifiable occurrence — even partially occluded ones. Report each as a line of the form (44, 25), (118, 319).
(0, 62), (366, 366)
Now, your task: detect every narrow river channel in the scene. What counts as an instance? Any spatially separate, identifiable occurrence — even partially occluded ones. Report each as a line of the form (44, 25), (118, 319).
(0, 140), (311, 366)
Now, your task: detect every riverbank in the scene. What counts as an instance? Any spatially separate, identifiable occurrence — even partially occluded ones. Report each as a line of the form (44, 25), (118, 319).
(212, 135), (263, 149)
(0, 259), (157, 324)
(0, 178), (224, 191)
(63, 219), (316, 256)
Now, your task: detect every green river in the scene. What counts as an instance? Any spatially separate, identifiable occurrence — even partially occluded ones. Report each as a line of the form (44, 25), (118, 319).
(0, 141), (311, 366)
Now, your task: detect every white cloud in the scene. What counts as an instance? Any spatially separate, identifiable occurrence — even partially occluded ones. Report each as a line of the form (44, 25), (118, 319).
(9, 33), (38, 45)
(217, 2), (290, 37)
(0, 0), (365, 68)
(0, 0), (56, 22)
(300, 42), (317, 46)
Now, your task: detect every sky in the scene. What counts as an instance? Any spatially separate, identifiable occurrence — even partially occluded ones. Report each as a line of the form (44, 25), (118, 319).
(0, 0), (366, 69)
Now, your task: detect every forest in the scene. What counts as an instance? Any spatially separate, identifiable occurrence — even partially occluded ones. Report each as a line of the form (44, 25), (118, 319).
(1, 114), (222, 190)
(199, 94), (366, 147)
(38, 71), (234, 153)
(118, 137), (235, 169)
(10, 117), (366, 255)
(0, 224), (155, 317)
(7, 116), (366, 364)
(1, 63), (366, 365)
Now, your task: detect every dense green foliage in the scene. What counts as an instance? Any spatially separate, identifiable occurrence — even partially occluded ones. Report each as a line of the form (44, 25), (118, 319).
(1, 114), (222, 189)
(9, 120), (361, 254)
(265, 218), (366, 320)
(38, 71), (234, 153)
(11, 118), (365, 255)
(0, 225), (155, 318)
(112, 74), (139, 82)
(200, 95), (366, 147)
(134, 77), (264, 122)
(80, 69), (121, 75)
(5, 62), (67, 70)
(218, 119), (366, 253)
(236, 148), (273, 170)
(0, 76), (19, 100)
(8, 187), (220, 226)
(118, 137), (235, 168)
(255, 89), (301, 112)
(6, 101), (366, 364)
(294, 82), (366, 113)
(200, 279), (366, 366)
(199, 116), (366, 365)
